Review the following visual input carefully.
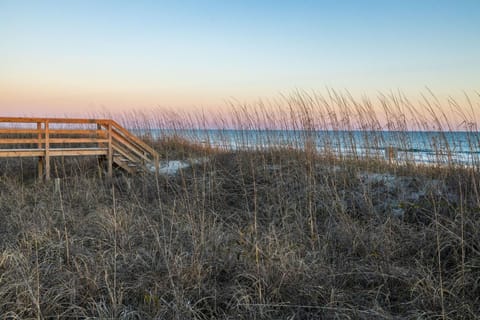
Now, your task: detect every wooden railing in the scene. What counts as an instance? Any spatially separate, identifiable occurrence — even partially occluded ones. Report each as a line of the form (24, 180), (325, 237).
(0, 117), (159, 180)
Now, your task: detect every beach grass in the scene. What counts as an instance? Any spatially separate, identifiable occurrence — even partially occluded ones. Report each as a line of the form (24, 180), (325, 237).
(1, 91), (479, 319)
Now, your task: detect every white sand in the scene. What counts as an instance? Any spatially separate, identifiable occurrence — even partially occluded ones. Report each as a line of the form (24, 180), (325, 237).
(148, 158), (208, 175)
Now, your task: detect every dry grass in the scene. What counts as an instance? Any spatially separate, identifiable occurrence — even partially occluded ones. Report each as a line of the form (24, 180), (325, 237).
(1, 91), (480, 319)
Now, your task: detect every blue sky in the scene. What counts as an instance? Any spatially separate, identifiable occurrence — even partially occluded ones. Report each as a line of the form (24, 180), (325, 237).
(0, 0), (479, 115)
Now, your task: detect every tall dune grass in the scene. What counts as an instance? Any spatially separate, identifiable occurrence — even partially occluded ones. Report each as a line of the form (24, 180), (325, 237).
(120, 90), (480, 166)
(0, 91), (479, 319)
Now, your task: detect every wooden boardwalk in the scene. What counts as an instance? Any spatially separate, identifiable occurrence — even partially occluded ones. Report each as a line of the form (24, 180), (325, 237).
(0, 117), (159, 180)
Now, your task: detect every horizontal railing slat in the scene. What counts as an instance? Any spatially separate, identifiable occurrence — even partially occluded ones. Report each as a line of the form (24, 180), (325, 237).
(0, 138), (109, 144)
(49, 129), (108, 136)
(0, 129), (42, 134)
(0, 129), (108, 136)
(0, 148), (108, 157)
(0, 117), (111, 124)
(49, 138), (109, 144)
(0, 139), (44, 144)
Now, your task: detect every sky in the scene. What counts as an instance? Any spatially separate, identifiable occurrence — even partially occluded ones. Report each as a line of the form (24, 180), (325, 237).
(0, 0), (479, 116)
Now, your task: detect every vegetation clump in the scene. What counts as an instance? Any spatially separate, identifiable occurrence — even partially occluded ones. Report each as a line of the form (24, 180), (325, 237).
(1, 92), (479, 319)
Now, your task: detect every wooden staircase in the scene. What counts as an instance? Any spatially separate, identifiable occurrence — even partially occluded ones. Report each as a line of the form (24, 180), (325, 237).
(0, 117), (159, 180)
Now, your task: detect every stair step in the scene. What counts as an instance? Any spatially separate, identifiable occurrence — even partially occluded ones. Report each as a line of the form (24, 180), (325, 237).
(112, 146), (155, 174)
(115, 155), (141, 163)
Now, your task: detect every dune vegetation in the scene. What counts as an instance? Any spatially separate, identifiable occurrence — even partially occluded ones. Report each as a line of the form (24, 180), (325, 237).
(1, 91), (479, 319)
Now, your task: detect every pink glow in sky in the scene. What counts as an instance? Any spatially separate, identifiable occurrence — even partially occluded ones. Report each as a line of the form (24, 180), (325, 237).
(1, 1), (479, 117)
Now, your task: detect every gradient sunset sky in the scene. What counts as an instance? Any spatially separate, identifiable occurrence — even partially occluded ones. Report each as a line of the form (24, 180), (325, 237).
(1, 0), (479, 116)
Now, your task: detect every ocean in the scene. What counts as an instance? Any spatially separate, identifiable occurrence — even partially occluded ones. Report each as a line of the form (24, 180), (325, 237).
(141, 129), (480, 166)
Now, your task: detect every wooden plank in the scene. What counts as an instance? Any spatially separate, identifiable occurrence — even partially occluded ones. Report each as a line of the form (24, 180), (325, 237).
(113, 156), (135, 174)
(49, 149), (108, 156)
(97, 124), (105, 148)
(0, 129), (42, 134)
(112, 143), (138, 163)
(0, 150), (46, 157)
(111, 131), (151, 162)
(49, 138), (109, 144)
(45, 121), (50, 180)
(37, 122), (43, 179)
(153, 153), (159, 174)
(107, 123), (113, 178)
(0, 129), (107, 137)
(0, 117), (111, 124)
(0, 138), (109, 144)
(49, 129), (107, 136)
(0, 147), (108, 152)
(0, 148), (108, 157)
(110, 120), (157, 155)
(0, 138), (44, 144)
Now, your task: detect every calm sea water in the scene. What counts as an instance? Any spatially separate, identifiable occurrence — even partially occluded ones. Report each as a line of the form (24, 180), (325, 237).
(139, 129), (480, 165)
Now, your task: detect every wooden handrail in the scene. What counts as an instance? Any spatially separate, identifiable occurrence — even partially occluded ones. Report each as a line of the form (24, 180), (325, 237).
(110, 120), (157, 156)
(0, 117), (160, 180)
(0, 117), (111, 124)
(0, 128), (107, 135)
(0, 138), (109, 144)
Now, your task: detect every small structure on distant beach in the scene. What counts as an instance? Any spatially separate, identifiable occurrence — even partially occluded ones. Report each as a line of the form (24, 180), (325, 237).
(385, 145), (398, 163)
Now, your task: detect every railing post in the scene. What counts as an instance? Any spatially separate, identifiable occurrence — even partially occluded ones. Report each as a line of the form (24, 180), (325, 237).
(96, 123), (103, 148)
(154, 154), (159, 175)
(107, 122), (113, 178)
(45, 120), (50, 181)
(37, 122), (44, 180)
(96, 123), (104, 178)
